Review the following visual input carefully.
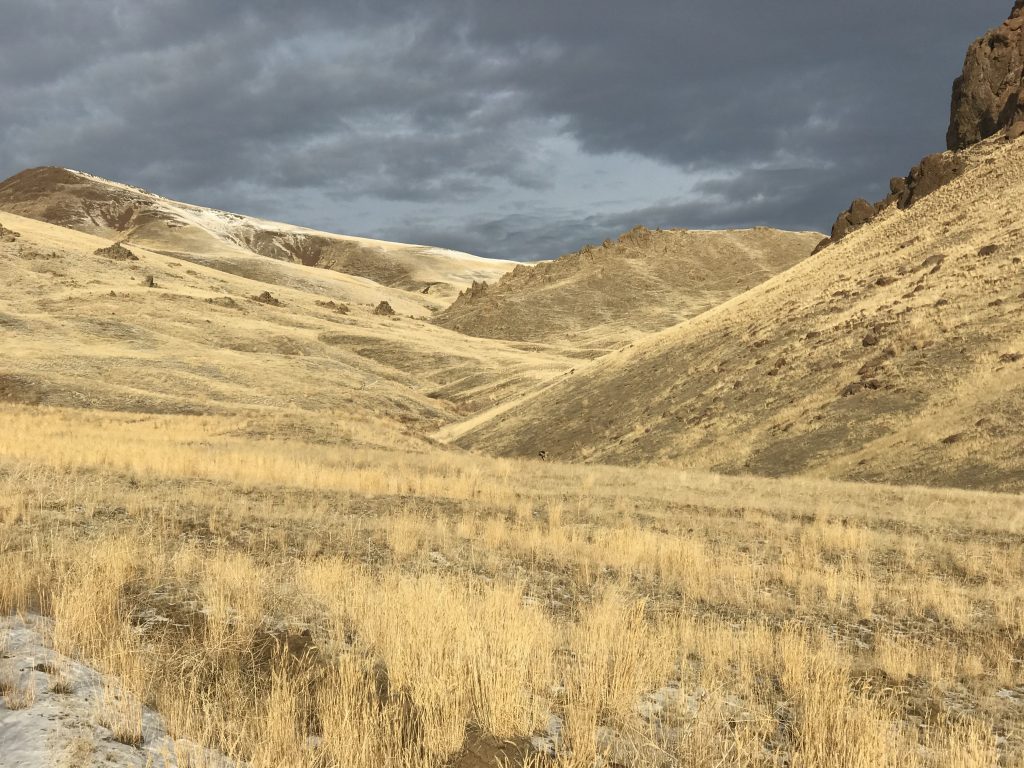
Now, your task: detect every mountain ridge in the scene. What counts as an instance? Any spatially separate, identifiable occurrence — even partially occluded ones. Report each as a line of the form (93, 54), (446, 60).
(0, 166), (517, 302)
(451, 133), (1024, 491)
(435, 225), (822, 350)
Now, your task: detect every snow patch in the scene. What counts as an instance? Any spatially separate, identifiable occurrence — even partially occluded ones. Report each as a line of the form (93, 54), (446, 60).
(0, 615), (235, 768)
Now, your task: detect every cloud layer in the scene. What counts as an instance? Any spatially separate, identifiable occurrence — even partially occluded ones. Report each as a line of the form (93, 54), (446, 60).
(0, 1), (1013, 260)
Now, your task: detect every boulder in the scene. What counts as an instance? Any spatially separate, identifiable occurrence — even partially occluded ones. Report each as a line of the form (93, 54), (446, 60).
(816, 3), (1019, 253)
(94, 241), (138, 261)
(251, 290), (283, 306)
(0, 223), (20, 243)
(947, 0), (1024, 151)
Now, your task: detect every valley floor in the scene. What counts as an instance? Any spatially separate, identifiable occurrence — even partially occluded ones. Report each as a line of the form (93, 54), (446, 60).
(1, 404), (1022, 767)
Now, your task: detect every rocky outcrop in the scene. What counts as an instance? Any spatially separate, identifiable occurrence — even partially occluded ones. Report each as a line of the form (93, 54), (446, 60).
(0, 222), (20, 242)
(817, 2), (1023, 253)
(94, 242), (138, 261)
(453, 280), (490, 303)
(948, 0), (1024, 150)
(814, 153), (966, 253)
(251, 290), (283, 306)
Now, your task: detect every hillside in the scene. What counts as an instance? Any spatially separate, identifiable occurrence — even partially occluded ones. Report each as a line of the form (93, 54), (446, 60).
(0, 210), (576, 446)
(6, 5), (1024, 767)
(435, 226), (821, 350)
(0, 167), (517, 302)
(451, 135), (1024, 491)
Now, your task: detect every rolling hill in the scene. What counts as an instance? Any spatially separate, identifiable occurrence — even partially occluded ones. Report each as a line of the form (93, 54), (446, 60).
(0, 167), (516, 303)
(0, 210), (577, 447)
(451, 134), (1024, 491)
(0, 173), (822, 454)
(435, 226), (822, 351)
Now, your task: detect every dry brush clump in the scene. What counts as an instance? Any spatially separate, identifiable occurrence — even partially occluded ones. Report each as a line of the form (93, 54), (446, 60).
(0, 404), (1022, 766)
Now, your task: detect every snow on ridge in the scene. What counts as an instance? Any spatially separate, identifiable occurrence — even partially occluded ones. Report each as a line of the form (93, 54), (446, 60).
(59, 169), (512, 266)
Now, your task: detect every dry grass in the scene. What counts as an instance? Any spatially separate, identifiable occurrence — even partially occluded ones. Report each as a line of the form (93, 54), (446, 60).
(455, 136), (1024, 492)
(0, 666), (37, 711)
(436, 226), (821, 348)
(1, 404), (1021, 766)
(0, 207), (577, 446)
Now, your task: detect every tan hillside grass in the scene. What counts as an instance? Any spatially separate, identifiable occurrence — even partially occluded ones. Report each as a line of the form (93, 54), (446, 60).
(0, 209), (577, 437)
(454, 135), (1024, 491)
(0, 167), (518, 302)
(1, 403), (1022, 766)
(436, 226), (822, 350)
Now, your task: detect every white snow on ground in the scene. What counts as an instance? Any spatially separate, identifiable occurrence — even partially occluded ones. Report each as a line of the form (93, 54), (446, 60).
(0, 615), (234, 768)
(63, 168), (514, 268)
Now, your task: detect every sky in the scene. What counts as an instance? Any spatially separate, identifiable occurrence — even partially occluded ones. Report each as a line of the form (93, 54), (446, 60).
(0, 1), (1014, 261)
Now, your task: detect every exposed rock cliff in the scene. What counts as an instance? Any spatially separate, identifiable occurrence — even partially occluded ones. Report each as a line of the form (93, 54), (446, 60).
(816, 1), (1024, 253)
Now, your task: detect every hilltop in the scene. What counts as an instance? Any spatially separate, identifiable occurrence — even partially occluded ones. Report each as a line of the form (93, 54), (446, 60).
(435, 226), (821, 351)
(451, 134), (1024, 490)
(0, 167), (516, 302)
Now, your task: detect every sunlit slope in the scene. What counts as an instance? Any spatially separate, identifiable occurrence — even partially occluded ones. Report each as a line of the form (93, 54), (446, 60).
(454, 136), (1024, 491)
(0, 212), (575, 444)
(436, 226), (822, 351)
(0, 167), (517, 302)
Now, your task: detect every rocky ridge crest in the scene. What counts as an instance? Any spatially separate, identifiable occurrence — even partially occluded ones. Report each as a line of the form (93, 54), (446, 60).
(816, 1), (1024, 253)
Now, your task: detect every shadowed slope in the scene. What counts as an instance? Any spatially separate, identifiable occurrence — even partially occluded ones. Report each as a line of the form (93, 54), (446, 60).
(453, 136), (1024, 491)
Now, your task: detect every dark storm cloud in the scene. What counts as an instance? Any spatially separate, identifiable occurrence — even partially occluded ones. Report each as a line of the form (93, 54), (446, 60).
(0, 0), (1015, 260)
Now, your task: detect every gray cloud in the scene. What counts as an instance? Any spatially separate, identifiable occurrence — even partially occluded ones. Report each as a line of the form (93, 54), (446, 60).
(0, 0), (1014, 260)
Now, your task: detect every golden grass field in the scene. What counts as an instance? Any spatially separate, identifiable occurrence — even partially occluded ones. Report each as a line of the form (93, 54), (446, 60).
(1, 404), (1023, 766)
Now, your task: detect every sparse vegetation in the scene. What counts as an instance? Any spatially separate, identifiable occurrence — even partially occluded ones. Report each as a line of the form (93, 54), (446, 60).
(1, 405), (1022, 766)
(0, 666), (37, 711)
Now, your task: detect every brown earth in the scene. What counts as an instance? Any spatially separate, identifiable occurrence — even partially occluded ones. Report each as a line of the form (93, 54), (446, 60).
(436, 226), (822, 351)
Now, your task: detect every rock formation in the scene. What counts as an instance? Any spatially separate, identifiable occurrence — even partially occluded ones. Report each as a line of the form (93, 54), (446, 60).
(948, 0), (1024, 150)
(94, 242), (138, 261)
(251, 291), (283, 306)
(817, 1), (1024, 253)
(0, 222), (20, 242)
